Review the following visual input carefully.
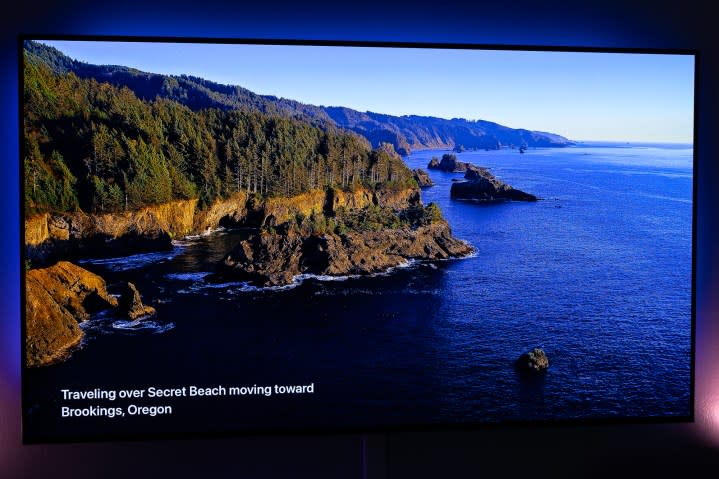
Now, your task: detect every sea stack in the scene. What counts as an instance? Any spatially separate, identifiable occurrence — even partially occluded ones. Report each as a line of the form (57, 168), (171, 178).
(412, 168), (434, 187)
(451, 164), (537, 202)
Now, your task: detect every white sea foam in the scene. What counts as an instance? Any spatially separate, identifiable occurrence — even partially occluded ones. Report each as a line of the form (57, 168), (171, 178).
(80, 310), (174, 335)
(78, 246), (183, 272)
(294, 273), (358, 283)
(165, 272), (213, 281)
(112, 319), (175, 333)
(171, 257), (435, 295)
(202, 226), (226, 236)
(182, 226), (227, 240)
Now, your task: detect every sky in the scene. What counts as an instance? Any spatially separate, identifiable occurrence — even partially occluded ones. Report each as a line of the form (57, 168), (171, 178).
(40, 40), (695, 143)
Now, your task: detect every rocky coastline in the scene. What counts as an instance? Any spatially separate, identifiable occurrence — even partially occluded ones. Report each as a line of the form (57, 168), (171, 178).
(24, 261), (155, 367)
(215, 186), (472, 286)
(219, 214), (473, 287)
(24, 185), (474, 363)
(25, 186), (427, 267)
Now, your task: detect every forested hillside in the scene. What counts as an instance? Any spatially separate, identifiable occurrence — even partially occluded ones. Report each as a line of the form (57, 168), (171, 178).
(24, 41), (573, 157)
(23, 55), (411, 218)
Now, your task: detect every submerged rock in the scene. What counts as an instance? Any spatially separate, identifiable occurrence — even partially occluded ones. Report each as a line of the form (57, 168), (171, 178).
(118, 282), (156, 320)
(25, 261), (118, 367)
(515, 348), (549, 373)
(451, 164), (537, 202)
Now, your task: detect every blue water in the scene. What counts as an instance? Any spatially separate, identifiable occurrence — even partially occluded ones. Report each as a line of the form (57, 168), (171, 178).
(24, 143), (693, 440)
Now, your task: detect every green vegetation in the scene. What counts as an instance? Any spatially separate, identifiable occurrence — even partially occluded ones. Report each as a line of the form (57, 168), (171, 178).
(23, 54), (413, 218)
(335, 205), (404, 232)
(23, 40), (572, 166)
(267, 201), (445, 238)
(421, 202), (444, 224)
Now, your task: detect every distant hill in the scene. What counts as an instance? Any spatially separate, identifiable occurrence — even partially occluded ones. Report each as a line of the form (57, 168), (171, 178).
(24, 40), (574, 155)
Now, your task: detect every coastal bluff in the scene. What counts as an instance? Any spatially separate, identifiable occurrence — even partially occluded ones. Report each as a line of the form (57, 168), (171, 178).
(25, 187), (423, 266)
(25, 199), (199, 266)
(25, 261), (157, 367)
(25, 261), (117, 367)
(221, 216), (472, 287)
(219, 186), (473, 286)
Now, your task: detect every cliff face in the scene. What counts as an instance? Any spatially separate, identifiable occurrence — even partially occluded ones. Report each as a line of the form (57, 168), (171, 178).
(25, 200), (198, 265)
(28, 199), (198, 244)
(26, 187), (424, 266)
(192, 192), (249, 232)
(25, 262), (157, 367)
(259, 187), (422, 227)
(25, 261), (118, 367)
(261, 189), (327, 227)
(25, 214), (50, 246)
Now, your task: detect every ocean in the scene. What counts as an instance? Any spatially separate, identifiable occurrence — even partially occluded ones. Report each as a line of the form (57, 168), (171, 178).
(24, 142), (693, 440)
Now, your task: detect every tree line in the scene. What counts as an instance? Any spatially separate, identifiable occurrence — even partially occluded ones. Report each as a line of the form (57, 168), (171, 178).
(23, 55), (414, 218)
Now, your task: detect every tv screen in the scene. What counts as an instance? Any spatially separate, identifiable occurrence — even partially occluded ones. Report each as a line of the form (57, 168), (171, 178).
(20, 37), (695, 443)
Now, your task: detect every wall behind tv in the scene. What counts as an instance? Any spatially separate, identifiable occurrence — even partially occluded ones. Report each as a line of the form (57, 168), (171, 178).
(2, 0), (718, 477)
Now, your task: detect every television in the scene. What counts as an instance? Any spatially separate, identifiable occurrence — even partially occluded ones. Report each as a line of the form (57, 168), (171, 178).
(20, 36), (695, 444)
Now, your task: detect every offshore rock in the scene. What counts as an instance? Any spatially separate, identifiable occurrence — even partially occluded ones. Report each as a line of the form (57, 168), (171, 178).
(451, 164), (537, 202)
(427, 153), (468, 172)
(515, 348), (550, 373)
(118, 282), (156, 320)
(25, 261), (118, 367)
(412, 168), (434, 187)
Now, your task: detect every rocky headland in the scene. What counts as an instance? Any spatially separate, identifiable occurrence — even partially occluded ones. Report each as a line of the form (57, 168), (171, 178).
(24, 185), (473, 361)
(24, 261), (155, 367)
(218, 186), (473, 286)
(220, 210), (472, 286)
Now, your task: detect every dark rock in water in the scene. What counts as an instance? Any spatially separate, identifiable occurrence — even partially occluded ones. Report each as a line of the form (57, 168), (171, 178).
(412, 168), (434, 187)
(516, 348), (549, 373)
(427, 153), (468, 172)
(451, 164), (537, 202)
(463, 164), (492, 181)
(118, 282), (156, 320)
